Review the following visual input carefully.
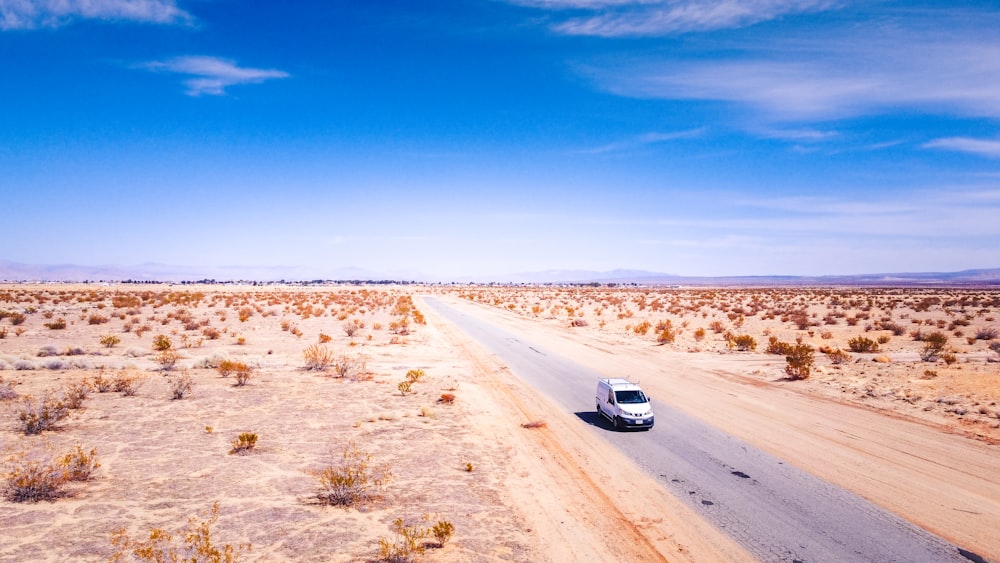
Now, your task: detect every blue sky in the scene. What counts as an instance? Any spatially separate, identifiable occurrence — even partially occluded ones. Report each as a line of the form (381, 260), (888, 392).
(2, 0), (999, 279)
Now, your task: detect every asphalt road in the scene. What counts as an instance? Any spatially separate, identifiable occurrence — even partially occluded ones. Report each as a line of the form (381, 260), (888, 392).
(425, 297), (980, 563)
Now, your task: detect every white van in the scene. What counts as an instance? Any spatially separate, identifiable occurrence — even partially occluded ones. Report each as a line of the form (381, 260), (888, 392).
(596, 378), (654, 430)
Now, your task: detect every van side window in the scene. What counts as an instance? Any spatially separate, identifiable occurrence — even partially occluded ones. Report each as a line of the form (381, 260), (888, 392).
(608, 390), (614, 404)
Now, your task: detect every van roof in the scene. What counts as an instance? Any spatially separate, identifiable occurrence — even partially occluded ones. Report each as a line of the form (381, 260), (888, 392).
(602, 378), (641, 389)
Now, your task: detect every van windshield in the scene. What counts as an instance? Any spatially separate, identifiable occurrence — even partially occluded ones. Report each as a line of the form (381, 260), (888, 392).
(615, 390), (647, 404)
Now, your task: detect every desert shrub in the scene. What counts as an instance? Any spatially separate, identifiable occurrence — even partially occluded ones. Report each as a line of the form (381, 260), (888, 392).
(693, 327), (705, 341)
(233, 366), (253, 387)
(109, 502), (250, 562)
(766, 336), (794, 355)
(44, 359), (66, 370)
(784, 344), (814, 380)
(62, 381), (90, 409)
(89, 372), (111, 393)
(656, 323), (676, 344)
(16, 394), (69, 434)
(406, 369), (425, 383)
(37, 345), (59, 357)
(877, 335), (891, 345)
(632, 320), (651, 335)
(343, 321), (361, 337)
(848, 336), (879, 353)
(230, 432), (258, 455)
(825, 349), (852, 365)
(88, 314), (109, 325)
(570, 318), (589, 327)
(521, 420), (547, 429)
(0, 379), (16, 401)
(9, 312), (25, 325)
(975, 326), (998, 340)
(377, 518), (427, 562)
(154, 349), (181, 371)
(881, 322), (907, 336)
(237, 307), (254, 323)
(431, 520), (455, 547)
(44, 318), (67, 330)
(124, 347), (147, 358)
(193, 354), (224, 370)
(113, 371), (145, 396)
(152, 334), (172, 351)
(941, 352), (958, 365)
(100, 333), (121, 348)
(57, 445), (100, 481)
(169, 373), (194, 399)
(202, 326), (221, 340)
(303, 344), (335, 371)
(438, 393), (455, 404)
(397, 381), (412, 395)
(331, 353), (367, 380)
(314, 443), (392, 506)
(921, 331), (949, 362)
(217, 359), (243, 377)
(318, 332), (332, 344)
(990, 341), (1000, 357)
(791, 312), (811, 330)
(1, 450), (67, 502)
(732, 334), (757, 351)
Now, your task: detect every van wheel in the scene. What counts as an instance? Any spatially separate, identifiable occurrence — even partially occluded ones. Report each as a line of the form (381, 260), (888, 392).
(613, 417), (621, 431)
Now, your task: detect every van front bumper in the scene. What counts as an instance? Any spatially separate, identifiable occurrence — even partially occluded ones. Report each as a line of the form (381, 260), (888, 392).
(620, 415), (654, 428)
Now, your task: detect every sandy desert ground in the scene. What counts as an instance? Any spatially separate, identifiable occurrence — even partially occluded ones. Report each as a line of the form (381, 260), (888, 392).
(1, 283), (998, 561)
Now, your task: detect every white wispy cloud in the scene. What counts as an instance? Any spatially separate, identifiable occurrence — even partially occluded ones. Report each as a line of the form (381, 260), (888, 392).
(573, 128), (704, 154)
(923, 137), (1000, 158)
(508, 0), (839, 36)
(757, 128), (838, 141)
(0, 0), (191, 30)
(590, 14), (1000, 121)
(142, 56), (289, 96)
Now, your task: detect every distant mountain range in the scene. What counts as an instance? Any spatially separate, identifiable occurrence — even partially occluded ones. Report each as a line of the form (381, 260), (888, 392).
(490, 268), (1000, 286)
(1, 260), (999, 286)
